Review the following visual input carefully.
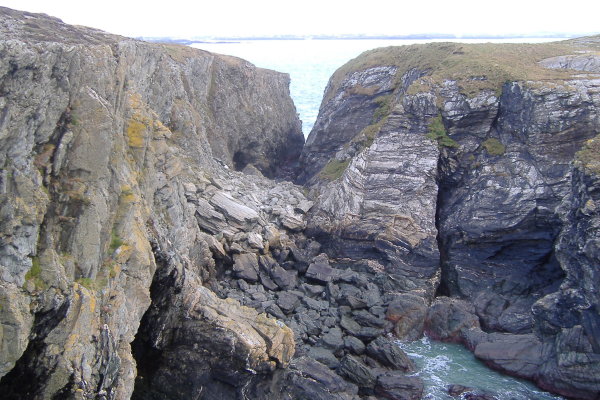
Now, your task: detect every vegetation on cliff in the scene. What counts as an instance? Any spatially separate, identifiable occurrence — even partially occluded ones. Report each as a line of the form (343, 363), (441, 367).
(575, 134), (600, 174)
(326, 37), (600, 102)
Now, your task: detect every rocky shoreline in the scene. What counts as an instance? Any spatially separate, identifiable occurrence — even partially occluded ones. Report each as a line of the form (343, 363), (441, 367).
(0, 6), (599, 400)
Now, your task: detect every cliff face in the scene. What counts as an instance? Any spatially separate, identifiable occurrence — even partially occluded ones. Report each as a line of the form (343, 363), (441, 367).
(0, 7), (306, 399)
(3, 6), (600, 400)
(300, 39), (600, 398)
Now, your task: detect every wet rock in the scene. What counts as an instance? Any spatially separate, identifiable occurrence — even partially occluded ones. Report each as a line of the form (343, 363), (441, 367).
(447, 384), (471, 397)
(365, 336), (414, 372)
(386, 292), (428, 341)
(473, 333), (543, 379)
(425, 297), (480, 342)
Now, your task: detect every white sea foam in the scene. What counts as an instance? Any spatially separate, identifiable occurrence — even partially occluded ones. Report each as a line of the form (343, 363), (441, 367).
(396, 337), (563, 400)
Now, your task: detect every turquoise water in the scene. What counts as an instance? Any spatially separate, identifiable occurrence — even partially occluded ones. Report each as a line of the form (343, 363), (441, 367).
(193, 38), (558, 136)
(397, 337), (563, 400)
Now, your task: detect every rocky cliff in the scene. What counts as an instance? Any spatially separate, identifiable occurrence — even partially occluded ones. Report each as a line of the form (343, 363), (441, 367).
(300, 38), (600, 398)
(2, 5), (600, 400)
(0, 6), (309, 399)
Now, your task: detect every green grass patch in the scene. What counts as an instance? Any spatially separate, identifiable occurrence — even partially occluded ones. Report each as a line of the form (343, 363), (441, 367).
(426, 115), (458, 148)
(76, 277), (95, 290)
(319, 158), (351, 181)
(109, 230), (124, 253)
(372, 95), (393, 123)
(325, 38), (598, 103)
(482, 138), (506, 156)
(575, 134), (600, 175)
(25, 256), (46, 290)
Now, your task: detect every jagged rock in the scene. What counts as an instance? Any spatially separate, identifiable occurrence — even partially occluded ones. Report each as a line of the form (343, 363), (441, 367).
(425, 297), (480, 342)
(308, 347), (340, 369)
(340, 315), (362, 337)
(233, 253), (260, 282)
(338, 355), (376, 389)
(270, 265), (298, 290)
(473, 333), (543, 380)
(365, 337), (414, 372)
(250, 357), (359, 400)
(320, 327), (344, 351)
(386, 292), (428, 341)
(277, 291), (300, 314)
(305, 254), (338, 283)
(374, 371), (424, 400)
(0, 6), (304, 399)
(344, 336), (366, 355)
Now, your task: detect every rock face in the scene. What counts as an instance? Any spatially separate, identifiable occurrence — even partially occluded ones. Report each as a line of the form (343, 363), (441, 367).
(299, 38), (600, 398)
(3, 5), (600, 400)
(0, 6), (304, 399)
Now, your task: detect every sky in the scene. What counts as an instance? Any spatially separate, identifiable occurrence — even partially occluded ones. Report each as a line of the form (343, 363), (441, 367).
(0, 0), (598, 38)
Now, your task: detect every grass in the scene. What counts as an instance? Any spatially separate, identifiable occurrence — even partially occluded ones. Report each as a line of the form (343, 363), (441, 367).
(319, 158), (351, 181)
(25, 256), (46, 290)
(575, 134), (600, 175)
(372, 95), (393, 123)
(109, 230), (124, 253)
(76, 277), (95, 290)
(482, 138), (506, 156)
(426, 115), (458, 148)
(325, 38), (599, 103)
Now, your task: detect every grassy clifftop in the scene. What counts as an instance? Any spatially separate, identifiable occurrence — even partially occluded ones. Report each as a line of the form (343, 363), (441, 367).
(326, 35), (600, 101)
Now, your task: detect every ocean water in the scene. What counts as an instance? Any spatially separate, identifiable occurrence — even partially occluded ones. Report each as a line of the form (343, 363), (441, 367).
(193, 37), (560, 136)
(192, 37), (566, 398)
(398, 337), (563, 399)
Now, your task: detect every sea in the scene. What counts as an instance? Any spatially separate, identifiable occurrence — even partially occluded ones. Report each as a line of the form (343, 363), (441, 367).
(192, 37), (561, 136)
(192, 37), (565, 399)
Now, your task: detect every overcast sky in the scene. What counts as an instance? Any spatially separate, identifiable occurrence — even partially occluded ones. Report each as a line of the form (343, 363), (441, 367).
(1, 0), (598, 38)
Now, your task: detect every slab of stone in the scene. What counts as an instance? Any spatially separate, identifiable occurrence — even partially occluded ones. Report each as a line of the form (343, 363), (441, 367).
(277, 291), (300, 314)
(307, 346), (340, 369)
(306, 256), (338, 283)
(338, 354), (376, 388)
(366, 336), (414, 372)
(375, 371), (424, 400)
(210, 191), (259, 225)
(344, 336), (366, 355)
(271, 265), (298, 290)
(233, 253), (259, 282)
(320, 327), (344, 351)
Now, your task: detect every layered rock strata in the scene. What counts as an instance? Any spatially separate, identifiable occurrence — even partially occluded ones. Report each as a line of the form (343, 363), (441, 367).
(300, 38), (600, 398)
(0, 6), (307, 399)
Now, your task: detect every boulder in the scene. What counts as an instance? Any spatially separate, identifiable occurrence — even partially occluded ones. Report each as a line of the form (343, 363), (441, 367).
(344, 336), (366, 355)
(305, 254), (338, 283)
(386, 292), (428, 341)
(366, 336), (414, 372)
(308, 347), (340, 369)
(277, 291), (300, 314)
(425, 297), (480, 342)
(338, 355), (376, 389)
(375, 371), (424, 400)
(233, 253), (260, 282)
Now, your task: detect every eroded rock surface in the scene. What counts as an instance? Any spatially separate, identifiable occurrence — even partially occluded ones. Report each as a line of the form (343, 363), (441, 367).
(299, 37), (600, 399)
